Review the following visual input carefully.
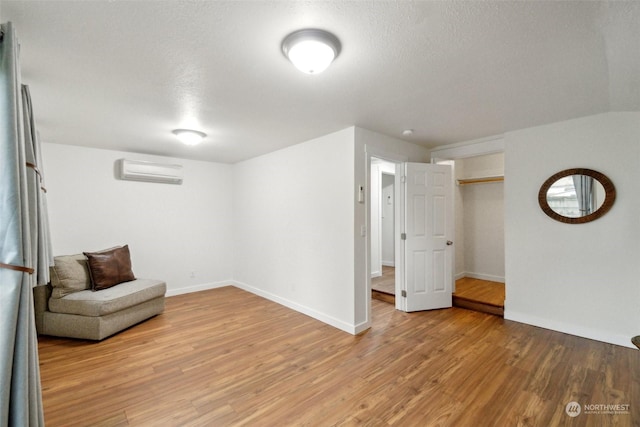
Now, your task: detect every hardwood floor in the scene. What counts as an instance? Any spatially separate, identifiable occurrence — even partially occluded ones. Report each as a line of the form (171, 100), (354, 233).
(454, 278), (505, 307)
(453, 277), (505, 317)
(371, 270), (506, 317)
(371, 266), (395, 295)
(38, 286), (639, 426)
(371, 266), (395, 304)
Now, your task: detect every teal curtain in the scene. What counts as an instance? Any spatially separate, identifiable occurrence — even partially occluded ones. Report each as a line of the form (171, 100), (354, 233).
(0, 22), (51, 426)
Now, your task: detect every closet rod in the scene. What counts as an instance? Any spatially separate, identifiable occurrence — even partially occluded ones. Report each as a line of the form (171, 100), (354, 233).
(457, 176), (504, 185)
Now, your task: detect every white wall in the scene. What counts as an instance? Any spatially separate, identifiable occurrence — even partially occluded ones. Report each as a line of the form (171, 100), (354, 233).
(457, 153), (505, 282)
(458, 152), (504, 180)
(232, 128), (356, 333)
(42, 143), (234, 295)
(504, 112), (640, 348)
(461, 182), (504, 282)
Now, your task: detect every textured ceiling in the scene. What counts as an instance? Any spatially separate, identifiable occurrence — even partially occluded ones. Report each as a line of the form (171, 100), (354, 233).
(2, 1), (638, 163)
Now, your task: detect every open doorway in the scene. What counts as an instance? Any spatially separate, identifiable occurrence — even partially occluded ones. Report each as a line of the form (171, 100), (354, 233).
(370, 158), (396, 305)
(365, 150), (455, 318)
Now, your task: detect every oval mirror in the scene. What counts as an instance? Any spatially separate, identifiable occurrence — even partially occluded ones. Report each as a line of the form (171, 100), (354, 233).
(538, 168), (615, 224)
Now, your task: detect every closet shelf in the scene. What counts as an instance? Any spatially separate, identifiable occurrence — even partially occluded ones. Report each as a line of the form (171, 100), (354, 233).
(457, 176), (504, 185)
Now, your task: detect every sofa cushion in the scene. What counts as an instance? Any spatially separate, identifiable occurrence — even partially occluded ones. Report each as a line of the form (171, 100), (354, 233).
(48, 279), (166, 317)
(50, 254), (91, 298)
(83, 245), (136, 291)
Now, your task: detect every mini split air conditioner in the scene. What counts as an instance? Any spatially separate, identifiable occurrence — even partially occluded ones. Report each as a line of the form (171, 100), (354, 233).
(117, 159), (183, 184)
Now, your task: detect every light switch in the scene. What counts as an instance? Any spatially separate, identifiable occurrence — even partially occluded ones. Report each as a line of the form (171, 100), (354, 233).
(358, 185), (364, 203)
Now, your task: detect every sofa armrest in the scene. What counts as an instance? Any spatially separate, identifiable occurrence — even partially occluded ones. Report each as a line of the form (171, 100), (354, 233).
(33, 284), (52, 334)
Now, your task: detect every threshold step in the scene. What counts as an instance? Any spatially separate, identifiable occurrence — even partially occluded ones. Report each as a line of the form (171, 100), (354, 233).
(453, 295), (504, 317)
(372, 290), (395, 305)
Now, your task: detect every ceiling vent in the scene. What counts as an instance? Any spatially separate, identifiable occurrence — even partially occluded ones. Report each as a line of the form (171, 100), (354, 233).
(117, 159), (183, 184)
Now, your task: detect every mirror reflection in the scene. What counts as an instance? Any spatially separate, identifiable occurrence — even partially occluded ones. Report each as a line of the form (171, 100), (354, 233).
(546, 175), (605, 218)
(538, 168), (615, 224)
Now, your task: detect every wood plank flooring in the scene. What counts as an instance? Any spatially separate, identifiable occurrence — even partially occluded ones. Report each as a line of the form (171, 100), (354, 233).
(453, 277), (505, 317)
(371, 268), (506, 317)
(454, 277), (505, 307)
(38, 286), (640, 426)
(371, 266), (395, 304)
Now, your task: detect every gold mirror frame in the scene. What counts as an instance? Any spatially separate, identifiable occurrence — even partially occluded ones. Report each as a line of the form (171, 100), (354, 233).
(538, 168), (616, 224)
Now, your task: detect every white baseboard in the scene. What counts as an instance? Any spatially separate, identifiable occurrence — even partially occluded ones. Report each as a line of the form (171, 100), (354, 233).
(353, 319), (371, 335)
(166, 280), (232, 297)
(454, 271), (465, 280)
(231, 280), (359, 335)
(382, 261), (395, 267)
(504, 309), (635, 349)
(463, 271), (505, 283)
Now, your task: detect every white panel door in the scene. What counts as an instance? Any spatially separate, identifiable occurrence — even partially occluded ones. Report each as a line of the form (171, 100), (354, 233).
(404, 163), (453, 312)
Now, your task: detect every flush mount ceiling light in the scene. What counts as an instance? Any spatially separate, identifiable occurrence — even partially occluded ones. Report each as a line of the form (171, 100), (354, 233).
(172, 129), (206, 146)
(282, 29), (341, 74)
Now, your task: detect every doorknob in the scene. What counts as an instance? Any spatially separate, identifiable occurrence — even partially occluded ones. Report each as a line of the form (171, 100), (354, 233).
(446, 240), (454, 246)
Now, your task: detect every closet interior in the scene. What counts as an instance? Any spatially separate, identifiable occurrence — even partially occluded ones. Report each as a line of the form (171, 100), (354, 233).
(451, 153), (505, 316)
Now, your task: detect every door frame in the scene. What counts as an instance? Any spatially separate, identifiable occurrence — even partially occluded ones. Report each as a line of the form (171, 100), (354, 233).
(367, 148), (456, 314)
(366, 146), (408, 320)
(370, 164), (397, 279)
(379, 171), (396, 269)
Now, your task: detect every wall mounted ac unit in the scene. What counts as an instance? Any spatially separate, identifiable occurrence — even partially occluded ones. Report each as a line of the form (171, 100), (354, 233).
(117, 159), (183, 184)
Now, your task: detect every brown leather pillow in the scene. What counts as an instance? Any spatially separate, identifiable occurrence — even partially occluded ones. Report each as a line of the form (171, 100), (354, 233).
(83, 245), (136, 291)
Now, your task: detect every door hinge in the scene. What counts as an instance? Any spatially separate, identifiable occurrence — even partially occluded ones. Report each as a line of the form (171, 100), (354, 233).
(401, 290), (407, 297)
(401, 232), (406, 240)
(401, 176), (407, 183)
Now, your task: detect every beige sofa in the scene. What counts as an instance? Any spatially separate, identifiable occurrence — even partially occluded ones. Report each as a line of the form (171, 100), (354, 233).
(33, 249), (166, 341)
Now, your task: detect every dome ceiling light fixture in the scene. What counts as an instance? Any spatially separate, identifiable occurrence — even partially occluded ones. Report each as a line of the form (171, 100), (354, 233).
(282, 29), (341, 74)
(172, 129), (207, 146)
